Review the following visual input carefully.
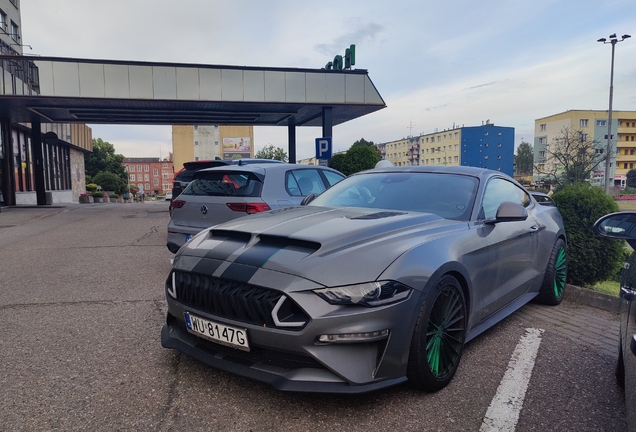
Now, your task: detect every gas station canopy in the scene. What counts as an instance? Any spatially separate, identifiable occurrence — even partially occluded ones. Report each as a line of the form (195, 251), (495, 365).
(0, 56), (386, 126)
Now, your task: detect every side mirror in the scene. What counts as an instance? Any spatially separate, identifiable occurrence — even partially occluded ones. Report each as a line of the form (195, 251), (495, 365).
(593, 211), (636, 250)
(300, 193), (316, 206)
(484, 201), (528, 224)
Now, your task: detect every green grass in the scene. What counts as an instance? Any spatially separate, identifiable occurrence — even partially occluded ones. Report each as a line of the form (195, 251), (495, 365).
(586, 280), (620, 296)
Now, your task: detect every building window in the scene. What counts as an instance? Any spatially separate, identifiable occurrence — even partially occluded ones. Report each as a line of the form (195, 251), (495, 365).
(194, 125), (198, 130)
(624, 163), (628, 169)
(144, 174), (149, 181)
(129, 165), (135, 172)
(539, 150), (546, 158)
(454, 145), (458, 151)
(497, 155), (501, 159)
(194, 140), (199, 146)
(153, 178), (159, 186)
(215, 141), (219, 146)
(454, 156), (458, 162)
(144, 165), (149, 171)
(0, 10), (6, 32)
(129, 175), (135, 181)
(164, 182), (169, 190)
(540, 124), (546, 131)
(137, 165), (142, 171)
(194, 157), (199, 161)
(485, 132), (488, 136)
(484, 143), (489, 148)
(597, 120), (607, 126)
(580, 119), (588, 127)
(580, 133), (588, 142)
(10, 21), (18, 42)
(163, 172), (169, 179)
(153, 169), (158, 176)
(484, 155), (489, 160)
(539, 137), (547, 145)
(163, 163), (168, 168)
(145, 183), (150, 190)
(137, 174), (142, 181)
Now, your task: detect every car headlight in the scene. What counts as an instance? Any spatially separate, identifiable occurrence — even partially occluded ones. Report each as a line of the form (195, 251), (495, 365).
(314, 281), (411, 307)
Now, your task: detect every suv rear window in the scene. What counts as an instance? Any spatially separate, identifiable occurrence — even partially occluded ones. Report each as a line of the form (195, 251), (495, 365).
(182, 172), (263, 197)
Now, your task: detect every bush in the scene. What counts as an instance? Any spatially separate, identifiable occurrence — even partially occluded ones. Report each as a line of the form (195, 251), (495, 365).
(86, 183), (98, 193)
(552, 184), (623, 287)
(92, 192), (104, 198)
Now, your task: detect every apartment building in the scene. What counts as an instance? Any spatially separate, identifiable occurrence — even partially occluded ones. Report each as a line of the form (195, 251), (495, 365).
(534, 110), (636, 187)
(123, 156), (174, 196)
(378, 123), (514, 176)
(172, 125), (254, 171)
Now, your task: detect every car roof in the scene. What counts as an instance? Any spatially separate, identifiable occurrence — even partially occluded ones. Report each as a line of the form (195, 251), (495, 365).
(195, 163), (341, 176)
(361, 165), (511, 180)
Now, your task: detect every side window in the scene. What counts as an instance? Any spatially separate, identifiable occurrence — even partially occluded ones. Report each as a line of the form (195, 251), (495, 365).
(286, 170), (328, 196)
(322, 170), (345, 187)
(480, 178), (530, 219)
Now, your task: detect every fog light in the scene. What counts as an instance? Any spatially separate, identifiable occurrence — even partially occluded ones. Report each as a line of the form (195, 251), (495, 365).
(317, 329), (389, 344)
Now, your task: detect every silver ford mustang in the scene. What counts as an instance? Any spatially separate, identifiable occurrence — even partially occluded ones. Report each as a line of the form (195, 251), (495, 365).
(161, 166), (567, 393)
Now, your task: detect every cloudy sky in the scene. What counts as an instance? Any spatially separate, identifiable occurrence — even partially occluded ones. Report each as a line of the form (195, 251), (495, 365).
(20, 0), (636, 160)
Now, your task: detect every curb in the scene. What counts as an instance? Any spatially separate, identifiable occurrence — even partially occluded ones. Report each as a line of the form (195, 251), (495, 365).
(564, 284), (619, 313)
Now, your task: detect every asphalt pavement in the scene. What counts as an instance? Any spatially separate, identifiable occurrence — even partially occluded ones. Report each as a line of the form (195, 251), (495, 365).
(0, 202), (626, 431)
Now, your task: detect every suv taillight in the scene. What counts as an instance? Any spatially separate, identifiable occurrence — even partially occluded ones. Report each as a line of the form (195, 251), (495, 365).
(226, 203), (271, 214)
(171, 199), (186, 209)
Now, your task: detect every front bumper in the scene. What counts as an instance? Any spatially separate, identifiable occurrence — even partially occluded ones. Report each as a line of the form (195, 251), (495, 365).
(161, 277), (421, 393)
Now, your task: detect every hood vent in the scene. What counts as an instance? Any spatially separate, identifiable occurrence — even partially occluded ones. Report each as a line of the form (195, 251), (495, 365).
(258, 234), (321, 252)
(349, 211), (407, 220)
(209, 229), (251, 243)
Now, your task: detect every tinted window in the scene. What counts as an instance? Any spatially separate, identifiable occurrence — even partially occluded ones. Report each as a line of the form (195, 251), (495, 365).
(481, 178), (530, 219)
(310, 172), (478, 221)
(286, 169), (329, 197)
(182, 172), (263, 197)
(323, 170), (345, 186)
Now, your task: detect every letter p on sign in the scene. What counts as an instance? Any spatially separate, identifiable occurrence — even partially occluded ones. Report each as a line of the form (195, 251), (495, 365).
(315, 137), (332, 160)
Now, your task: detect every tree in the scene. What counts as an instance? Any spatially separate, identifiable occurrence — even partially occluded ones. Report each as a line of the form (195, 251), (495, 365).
(552, 183), (623, 287)
(85, 138), (128, 187)
(334, 145), (379, 176)
(93, 171), (127, 194)
(627, 169), (636, 188)
(255, 144), (288, 162)
(514, 141), (533, 176)
(351, 138), (381, 160)
(328, 153), (347, 173)
(534, 127), (607, 188)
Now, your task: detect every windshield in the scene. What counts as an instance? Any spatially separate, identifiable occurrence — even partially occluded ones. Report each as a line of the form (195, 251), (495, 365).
(309, 172), (478, 221)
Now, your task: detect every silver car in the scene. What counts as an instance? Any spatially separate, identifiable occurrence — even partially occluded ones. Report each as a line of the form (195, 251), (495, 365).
(166, 163), (345, 253)
(162, 166), (567, 393)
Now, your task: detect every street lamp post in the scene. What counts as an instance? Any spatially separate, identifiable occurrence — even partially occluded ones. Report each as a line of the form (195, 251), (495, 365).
(598, 33), (631, 194)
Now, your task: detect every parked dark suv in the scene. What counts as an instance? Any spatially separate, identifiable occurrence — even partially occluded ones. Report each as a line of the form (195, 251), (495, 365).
(171, 159), (285, 200)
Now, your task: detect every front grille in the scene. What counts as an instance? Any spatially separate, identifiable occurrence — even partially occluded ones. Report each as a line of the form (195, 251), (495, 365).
(172, 271), (307, 329)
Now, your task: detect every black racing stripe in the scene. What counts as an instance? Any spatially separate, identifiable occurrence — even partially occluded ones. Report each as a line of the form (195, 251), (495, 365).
(221, 263), (259, 283)
(233, 243), (282, 267)
(191, 259), (223, 275)
(204, 241), (245, 261)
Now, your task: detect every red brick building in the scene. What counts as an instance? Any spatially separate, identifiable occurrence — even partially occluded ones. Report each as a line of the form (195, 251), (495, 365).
(123, 155), (174, 196)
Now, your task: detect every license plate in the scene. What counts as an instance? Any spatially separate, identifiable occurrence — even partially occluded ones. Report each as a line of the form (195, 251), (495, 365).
(184, 312), (250, 351)
(185, 234), (191, 242)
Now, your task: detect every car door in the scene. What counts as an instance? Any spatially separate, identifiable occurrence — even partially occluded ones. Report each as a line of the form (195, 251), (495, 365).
(468, 177), (540, 321)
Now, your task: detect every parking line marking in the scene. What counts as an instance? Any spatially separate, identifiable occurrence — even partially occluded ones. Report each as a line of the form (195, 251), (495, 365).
(480, 328), (544, 432)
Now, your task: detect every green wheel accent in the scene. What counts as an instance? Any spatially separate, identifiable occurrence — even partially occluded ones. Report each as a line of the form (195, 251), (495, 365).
(538, 238), (567, 306)
(553, 246), (567, 299)
(425, 286), (465, 379)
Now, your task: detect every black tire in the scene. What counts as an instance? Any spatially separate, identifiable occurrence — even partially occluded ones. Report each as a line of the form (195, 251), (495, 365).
(407, 275), (467, 392)
(616, 339), (625, 389)
(537, 238), (567, 306)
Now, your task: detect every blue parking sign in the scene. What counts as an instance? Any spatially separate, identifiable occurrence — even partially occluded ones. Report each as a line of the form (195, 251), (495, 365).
(315, 138), (332, 160)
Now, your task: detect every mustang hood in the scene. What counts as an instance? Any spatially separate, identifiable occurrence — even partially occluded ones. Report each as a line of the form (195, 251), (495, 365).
(179, 206), (468, 287)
